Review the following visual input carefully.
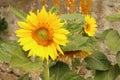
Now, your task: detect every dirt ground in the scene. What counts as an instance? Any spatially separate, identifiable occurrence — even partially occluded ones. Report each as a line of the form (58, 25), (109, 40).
(0, 0), (120, 80)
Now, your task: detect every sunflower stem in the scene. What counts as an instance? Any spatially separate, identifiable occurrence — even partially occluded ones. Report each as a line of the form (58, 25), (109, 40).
(44, 59), (50, 80)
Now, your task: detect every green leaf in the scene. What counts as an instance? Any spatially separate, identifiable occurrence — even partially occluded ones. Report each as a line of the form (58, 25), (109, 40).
(85, 51), (111, 70)
(116, 51), (120, 67)
(97, 29), (120, 51)
(86, 77), (94, 80)
(63, 23), (84, 33)
(96, 29), (113, 40)
(106, 13), (120, 22)
(60, 14), (85, 33)
(60, 14), (84, 22)
(50, 6), (59, 14)
(62, 35), (88, 52)
(0, 40), (43, 72)
(0, 40), (17, 62)
(72, 58), (81, 67)
(62, 34), (98, 52)
(0, 18), (8, 33)
(10, 42), (43, 72)
(18, 73), (29, 80)
(60, 13), (98, 52)
(78, 38), (99, 51)
(105, 29), (120, 51)
(10, 6), (27, 21)
(60, 71), (84, 80)
(94, 64), (120, 80)
(49, 62), (84, 80)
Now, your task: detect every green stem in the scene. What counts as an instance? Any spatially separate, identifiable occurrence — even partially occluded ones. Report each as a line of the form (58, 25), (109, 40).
(44, 60), (50, 80)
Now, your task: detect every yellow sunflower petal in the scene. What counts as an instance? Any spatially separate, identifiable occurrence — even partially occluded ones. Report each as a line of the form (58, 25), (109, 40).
(26, 11), (39, 27)
(84, 15), (97, 36)
(16, 29), (32, 37)
(22, 41), (36, 51)
(37, 7), (48, 22)
(49, 44), (58, 60)
(54, 29), (70, 34)
(55, 43), (64, 54)
(16, 6), (69, 60)
(18, 22), (35, 30)
(54, 33), (67, 40)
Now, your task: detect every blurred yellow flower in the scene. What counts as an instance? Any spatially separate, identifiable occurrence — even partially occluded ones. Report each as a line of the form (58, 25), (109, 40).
(84, 15), (97, 36)
(16, 7), (69, 60)
(59, 51), (92, 63)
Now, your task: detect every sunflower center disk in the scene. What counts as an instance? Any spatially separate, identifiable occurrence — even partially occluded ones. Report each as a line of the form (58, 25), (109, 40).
(36, 28), (48, 41)
(32, 27), (52, 46)
(86, 24), (90, 31)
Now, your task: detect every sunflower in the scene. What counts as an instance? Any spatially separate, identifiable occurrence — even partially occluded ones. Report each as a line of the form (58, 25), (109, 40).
(58, 50), (92, 63)
(84, 15), (97, 36)
(16, 7), (69, 60)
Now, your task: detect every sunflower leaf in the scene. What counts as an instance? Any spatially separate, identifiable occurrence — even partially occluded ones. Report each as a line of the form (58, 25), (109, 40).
(61, 14), (85, 32)
(86, 77), (94, 80)
(94, 64), (120, 80)
(0, 18), (8, 34)
(0, 40), (43, 72)
(85, 51), (111, 70)
(60, 14), (84, 22)
(62, 34), (98, 52)
(116, 51), (120, 68)
(106, 13), (120, 22)
(10, 42), (43, 72)
(50, 6), (59, 14)
(49, 62), (84, 80)
(63, 22), (84, 33)
(96, 29), (113, 40)
(105, 29), (120, 51)
(10, 6), (27, 21)
(0, 40), (15, 62)
(62, 35), (88, 52)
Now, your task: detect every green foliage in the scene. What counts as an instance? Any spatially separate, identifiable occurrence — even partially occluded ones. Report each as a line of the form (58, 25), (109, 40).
(9, 45), (43, 72)
(8, 6), (120, 80)
(49, 62), (84, 80)
(88, 29), (120, 80)
(60, 14), (84, 23)
(62, 35), (98, 52)
(78, 38), (98, 51)
(105, 29), (120, 51)
(0, 40), (16, 62)
(94, 64), (120, 80)
(10, 6), (27, 21)
(50, 6), (59, 14)
(62, 35), (88, 52)
(96, 29), (113, 40)
(97, 29), (120, 51)
(116, 51), (120, 67)
(61, 13), (97, 52)
(86, 77), (94, 80)
(18, 73), (29, 80)
(85, 51), (111, 70)
(106, 13), (120, 22)
(72, 58), (82, 67)
(0, 40), (43, 72)
(63, 23), (84, 33)
(61, 14), (84, 33)
(0, 17), (8, 33)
